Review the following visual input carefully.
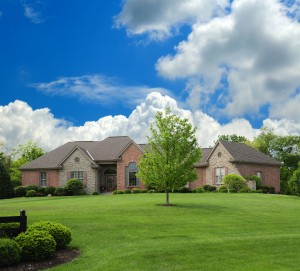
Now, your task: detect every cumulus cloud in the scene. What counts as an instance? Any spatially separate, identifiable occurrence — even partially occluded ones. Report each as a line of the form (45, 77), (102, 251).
(155, 0), (300, 120)
(114, 0), (229, 40)
(30, 74), (172, 106)
(4, 92), (294, 154)
(116, 0), (300, 121)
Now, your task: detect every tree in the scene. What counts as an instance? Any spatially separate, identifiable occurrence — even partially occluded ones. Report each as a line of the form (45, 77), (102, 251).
(137, 108), (202, 205)
(217, 134), (249, 143)
(0, 157), (14, 199)
(288, 163), (300, 195)
(10, 141), (45, 186)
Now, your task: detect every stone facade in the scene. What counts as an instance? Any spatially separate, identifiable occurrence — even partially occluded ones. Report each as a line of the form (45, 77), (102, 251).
(59, 148), (98, 194)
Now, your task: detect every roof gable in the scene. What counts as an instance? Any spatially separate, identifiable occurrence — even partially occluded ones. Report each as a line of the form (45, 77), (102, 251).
(219, 141), (281, 166)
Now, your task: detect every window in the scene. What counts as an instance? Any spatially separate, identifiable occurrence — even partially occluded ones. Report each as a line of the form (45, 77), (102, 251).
(215, 167), (225, 185)
(40, 172), (47, 187)
(126, 162), (140, 187)
(71, 171), (84, 182)
(256, 171), (262, 179)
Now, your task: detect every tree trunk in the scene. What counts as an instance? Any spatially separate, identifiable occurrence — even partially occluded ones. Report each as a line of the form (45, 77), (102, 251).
(166, 189), (169, 205)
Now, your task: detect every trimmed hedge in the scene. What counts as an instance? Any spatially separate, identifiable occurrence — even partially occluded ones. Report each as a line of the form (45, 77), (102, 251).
(15, 229), (56, 261)
(26, 190), (37, 197)
(28, 221), (72, 249)
(0, 238), (22, 267)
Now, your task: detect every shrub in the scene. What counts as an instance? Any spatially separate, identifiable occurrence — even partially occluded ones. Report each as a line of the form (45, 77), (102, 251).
(45, 186), (56, 195)
(141, 189), (148, 193)
(147, 189), (157, 193)
(177, 187), (192, 193)
(289, 167), (300, 195)
(256, 189), (263, 193)
(14, 186), (27, 197)
(0, 238), (22, 267)
(113, 190), (124, 194)
(65, 178), (84, 195)
(15, 229), (56, 261)
(124, 189), (131, 194)
(245, 175), (262, 188)
(92, 191), (99, 195)
(25, 184), (38, 192)
(223, 174), (246, 191)
(229, 188), (237, 193)
(238, 187), (250, 193)
(54, 187), (66, 196)
(218, 186), (228, 193)
(261, 185), (276, 194)
(26, 190), (37, 197)
(203, 184), (217, 192)
(28, 221), (72, 249)
(193, 187), (204, 193)
(37, 187), (46, 196)
(131, 188), (141, 194)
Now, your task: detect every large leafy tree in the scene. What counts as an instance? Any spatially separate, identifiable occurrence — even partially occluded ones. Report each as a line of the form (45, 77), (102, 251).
(0, 157), (14, 199)
(10, 141), (45, 186)
(137, 108), (202, 205)
(217, 134), (249, 143)
(288, 162), (300, 195)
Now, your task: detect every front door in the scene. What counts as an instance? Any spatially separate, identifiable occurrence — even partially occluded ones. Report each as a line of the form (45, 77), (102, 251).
(105, 174), (117, 191)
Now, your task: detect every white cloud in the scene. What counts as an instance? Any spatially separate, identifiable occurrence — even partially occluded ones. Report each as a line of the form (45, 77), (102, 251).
(156, 0), (300, 120)
(114, 0), (229, 40)
(117, 0), (300, 121)
(0, 92), (267, 153)
(22, 2), (46, 24)
(30, 74), (172, 106)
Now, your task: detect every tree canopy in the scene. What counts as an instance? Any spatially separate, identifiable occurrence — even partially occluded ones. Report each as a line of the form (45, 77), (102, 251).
(137, 108), (202, 205)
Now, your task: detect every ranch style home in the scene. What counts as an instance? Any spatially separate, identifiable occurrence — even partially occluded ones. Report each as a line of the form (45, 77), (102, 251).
(20, 136), (281, 193)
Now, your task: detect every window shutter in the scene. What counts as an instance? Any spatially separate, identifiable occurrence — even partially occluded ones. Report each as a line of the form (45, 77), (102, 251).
(125, 166), (129, 187)
(83, 171), (87, 187)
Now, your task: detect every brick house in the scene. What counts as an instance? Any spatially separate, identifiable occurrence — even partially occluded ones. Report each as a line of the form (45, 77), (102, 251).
(20, 136), (281, 193)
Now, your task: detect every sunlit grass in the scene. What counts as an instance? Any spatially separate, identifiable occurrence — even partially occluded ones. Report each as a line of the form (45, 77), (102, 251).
(1, 193), (300, 270)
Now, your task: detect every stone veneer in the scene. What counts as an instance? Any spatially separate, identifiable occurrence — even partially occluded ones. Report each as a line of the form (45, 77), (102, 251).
(59, 148), (98, 194)
(205, 143), (240, 185)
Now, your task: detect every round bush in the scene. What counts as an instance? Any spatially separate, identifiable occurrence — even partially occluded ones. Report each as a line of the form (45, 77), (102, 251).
(66, 178), (84, 195)
(54, 187), (66, 196)
(25, 184), (38, 192)
(193, 187), (204, 193)
(218, 187), (228, 193)
(203, 184), (217, 192)
(124, 189), (131, 194)
(45, 186), (56, 195)
(26, 190), (37, 197)
(113, 190), (125, 194)
(92, 191), (99, 195)
(141, 189), (148, 193)
(37, 187), (46, 196)
(15, 229), (56, 261)
(131, 188), (141, 194)
(28, 221), (72, 249)
(14, 186), (27, 197)
(223, 174), (246, 191)
(0, 238), (22, 267)
(238, 187), (250, 193)
(147, 189), (157, 193)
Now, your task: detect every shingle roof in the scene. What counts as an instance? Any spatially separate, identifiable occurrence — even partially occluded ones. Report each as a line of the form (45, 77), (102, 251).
(20, 136), (136, 170)
(219, 141), (281, 166)
(195, 148), (212, 167)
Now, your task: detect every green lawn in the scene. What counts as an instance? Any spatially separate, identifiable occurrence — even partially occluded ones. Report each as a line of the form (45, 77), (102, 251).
(1, 193), (300, 270)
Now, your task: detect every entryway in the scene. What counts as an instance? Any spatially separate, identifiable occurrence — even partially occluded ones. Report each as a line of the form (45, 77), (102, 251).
(104, 168), (117, 192)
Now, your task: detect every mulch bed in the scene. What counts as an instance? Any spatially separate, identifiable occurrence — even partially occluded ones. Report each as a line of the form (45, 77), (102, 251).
(1, 248), (80, 271)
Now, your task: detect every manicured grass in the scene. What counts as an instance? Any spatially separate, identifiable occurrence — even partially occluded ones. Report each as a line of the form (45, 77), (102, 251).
(1, 193), (300, 270)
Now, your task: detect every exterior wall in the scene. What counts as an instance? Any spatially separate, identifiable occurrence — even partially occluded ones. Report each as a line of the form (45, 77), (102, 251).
(205, 143), (240, 185)
(22, 170), (59, 187)
(59, 149), (97, 194)
(237, 164), (280, 192)
(117, 143), (145, 190)
(190, 168), (206, 189)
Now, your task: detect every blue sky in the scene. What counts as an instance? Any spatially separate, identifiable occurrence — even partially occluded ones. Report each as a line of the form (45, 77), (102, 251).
(1, 0), (300, 151)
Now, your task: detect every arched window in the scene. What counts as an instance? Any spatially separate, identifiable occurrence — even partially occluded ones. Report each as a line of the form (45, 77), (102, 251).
(126, 162), (140, 187)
